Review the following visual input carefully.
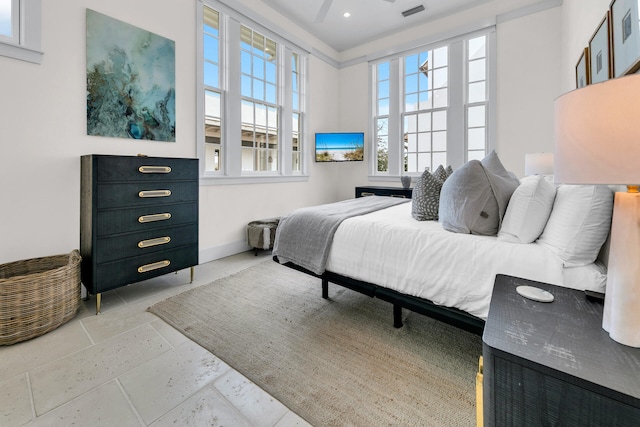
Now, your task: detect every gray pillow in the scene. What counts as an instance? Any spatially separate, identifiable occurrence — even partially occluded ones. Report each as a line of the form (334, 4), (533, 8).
(411, 168), (444, 221)
(481, 150), (521, 224)
(439, 152), (519, 235)
(432, 164), (448, 182)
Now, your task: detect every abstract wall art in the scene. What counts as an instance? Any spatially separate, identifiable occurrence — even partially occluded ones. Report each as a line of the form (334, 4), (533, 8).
(86, 9), (176, 141)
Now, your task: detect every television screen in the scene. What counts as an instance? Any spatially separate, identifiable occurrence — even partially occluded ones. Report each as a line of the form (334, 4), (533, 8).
(315, 132), (364, 162)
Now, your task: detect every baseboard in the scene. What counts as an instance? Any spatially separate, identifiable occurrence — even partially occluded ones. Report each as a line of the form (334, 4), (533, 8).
(199, 240), (253, 264)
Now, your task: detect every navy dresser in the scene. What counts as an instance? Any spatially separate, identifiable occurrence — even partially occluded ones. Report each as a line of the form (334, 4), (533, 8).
(80, 155), (199, 313)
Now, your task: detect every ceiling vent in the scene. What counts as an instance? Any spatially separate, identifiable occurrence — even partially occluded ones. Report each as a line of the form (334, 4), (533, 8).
(402, 5), (425, 17)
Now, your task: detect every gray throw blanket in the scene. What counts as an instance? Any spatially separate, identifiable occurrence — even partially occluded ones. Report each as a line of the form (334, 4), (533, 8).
(273, 196), (410, 275)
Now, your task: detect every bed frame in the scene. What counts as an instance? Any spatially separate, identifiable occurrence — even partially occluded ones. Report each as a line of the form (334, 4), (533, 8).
(274, 256), (485, 336)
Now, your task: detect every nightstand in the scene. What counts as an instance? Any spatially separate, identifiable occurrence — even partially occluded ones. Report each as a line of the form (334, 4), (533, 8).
(482, 274), (640, 426)
(355, 186), (412, 199)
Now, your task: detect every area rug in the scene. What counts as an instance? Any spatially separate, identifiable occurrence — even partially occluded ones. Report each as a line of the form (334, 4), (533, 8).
(148, 260), (482, 426)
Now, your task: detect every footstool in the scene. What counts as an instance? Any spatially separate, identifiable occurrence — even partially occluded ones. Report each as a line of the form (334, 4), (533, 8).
(246, 218), (280, 255)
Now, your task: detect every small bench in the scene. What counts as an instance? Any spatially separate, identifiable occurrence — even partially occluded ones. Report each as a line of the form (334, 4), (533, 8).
(247, 218), (280, 255)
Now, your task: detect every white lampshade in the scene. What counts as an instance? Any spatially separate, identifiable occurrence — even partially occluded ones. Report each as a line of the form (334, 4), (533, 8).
(554, 74), (640, 185)
(554, 73), (640, 347)
(524, 152), (554, 176)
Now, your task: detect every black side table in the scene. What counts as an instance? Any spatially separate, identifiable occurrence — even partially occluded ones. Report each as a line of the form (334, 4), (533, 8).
(355, 186), (412, 199)
(482, 274), (640, 426)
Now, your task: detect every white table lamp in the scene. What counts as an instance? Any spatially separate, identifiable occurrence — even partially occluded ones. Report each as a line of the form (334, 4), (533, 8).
(524, 152), (554, 176)
(554, 74), (640, 347)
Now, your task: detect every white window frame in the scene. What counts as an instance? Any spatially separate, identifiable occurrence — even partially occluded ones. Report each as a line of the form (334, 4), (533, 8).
(197, 0), (309, 185)
(369, 28), (496, 180)
(0, 0), (42, 64)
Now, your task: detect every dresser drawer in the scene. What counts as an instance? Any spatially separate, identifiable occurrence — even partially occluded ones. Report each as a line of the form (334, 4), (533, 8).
(93, 245), (199, 293)
(95, 224), (198, 263)
(97, 181), (197, 209)
(96, 156), (198, 182)
(96, 202), (197, 236)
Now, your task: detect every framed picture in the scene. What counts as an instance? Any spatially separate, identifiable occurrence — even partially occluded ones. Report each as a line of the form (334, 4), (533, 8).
(610, 0), (640, 76)
(576, 48), (590, 88)
(86, 9), (176, 141)
(589, 12), (613, 84)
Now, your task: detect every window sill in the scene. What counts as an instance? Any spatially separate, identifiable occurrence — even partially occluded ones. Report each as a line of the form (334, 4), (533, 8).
(0, 41), (43, 64)
(199, 174), (309, 186)
(367, 175), (417, 183)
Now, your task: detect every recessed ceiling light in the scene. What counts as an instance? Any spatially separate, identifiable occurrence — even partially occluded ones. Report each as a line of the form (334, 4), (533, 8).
(343, 12), (351, 18)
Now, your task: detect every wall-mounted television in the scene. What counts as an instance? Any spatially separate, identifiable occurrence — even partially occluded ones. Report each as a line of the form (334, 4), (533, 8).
(315, 132), (364, 162)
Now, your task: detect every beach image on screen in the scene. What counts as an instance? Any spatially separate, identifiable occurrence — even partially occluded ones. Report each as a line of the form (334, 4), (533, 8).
(315, 133), (364, 162)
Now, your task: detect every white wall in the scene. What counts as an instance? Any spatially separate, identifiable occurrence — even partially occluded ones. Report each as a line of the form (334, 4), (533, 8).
(0, 0), (612, 265)
(333, 1), (564, 188)
(560, 0), (613, 92)
(0, 0), (340, 264)
(0, 0), (197, 264)
(495, 6), (562, 175)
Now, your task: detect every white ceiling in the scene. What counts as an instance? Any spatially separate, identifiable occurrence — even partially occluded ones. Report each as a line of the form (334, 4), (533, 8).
(261, 0), (492, 52)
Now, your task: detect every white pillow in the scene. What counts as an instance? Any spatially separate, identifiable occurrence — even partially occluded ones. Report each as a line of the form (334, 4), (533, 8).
(498, 175), (556, 244)
(538, 185), (613, 267)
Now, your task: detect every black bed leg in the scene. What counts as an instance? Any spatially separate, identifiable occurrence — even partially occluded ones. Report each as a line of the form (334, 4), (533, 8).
(322, 278), (329, 299)
(393, 304), (403, 328)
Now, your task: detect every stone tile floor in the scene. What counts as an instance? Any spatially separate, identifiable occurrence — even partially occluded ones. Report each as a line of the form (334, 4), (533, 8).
(0, 251), (311, 427)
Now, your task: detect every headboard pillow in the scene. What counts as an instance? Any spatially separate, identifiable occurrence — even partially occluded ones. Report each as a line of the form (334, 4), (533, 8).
(498, 175), (556, 244)
(537, 185), (614, 267)
(439, 151), (519, 235)
(412, 165), (451, 221)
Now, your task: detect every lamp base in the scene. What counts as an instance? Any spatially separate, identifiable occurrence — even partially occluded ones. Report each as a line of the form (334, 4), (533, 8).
(602, 191), (640, 347)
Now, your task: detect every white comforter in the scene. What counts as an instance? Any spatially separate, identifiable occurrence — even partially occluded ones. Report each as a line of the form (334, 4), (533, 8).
(325, 202), (605, 320)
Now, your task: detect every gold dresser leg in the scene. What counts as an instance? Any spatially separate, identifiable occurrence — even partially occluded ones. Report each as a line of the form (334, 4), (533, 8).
(95, 293), (101, 315)
(476, 356), (483, 427)
(190, 266), (195, 284)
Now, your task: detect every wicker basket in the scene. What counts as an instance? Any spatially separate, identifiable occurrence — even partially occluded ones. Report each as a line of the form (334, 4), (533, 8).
(0, 250), (82, 345)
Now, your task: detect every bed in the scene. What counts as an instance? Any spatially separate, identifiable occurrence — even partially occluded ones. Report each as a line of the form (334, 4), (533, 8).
(274, 200), (608, 335)
(273, 158), (613, 335)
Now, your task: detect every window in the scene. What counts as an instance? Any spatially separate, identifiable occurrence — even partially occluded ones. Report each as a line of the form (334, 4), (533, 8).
(0, 0), (43, 64)
(291, 52), (302, 172)
(466, 35), (488, 161)
(204, 8), (222, 171)
(403, 46), (449, 173)
(0, 0), (17, 40)
(372, 30), (494, 177)
(240, 26), (278, 172)
(199, 2), (307, 182)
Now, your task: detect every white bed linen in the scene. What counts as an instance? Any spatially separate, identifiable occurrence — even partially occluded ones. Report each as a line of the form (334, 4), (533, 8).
(325, 203), (605, 320)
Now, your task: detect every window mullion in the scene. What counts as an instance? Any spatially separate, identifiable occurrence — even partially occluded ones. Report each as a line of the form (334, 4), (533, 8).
(387, 58), (401, 176)
(226, 17), (242, 176)
(281, 46), (293, 175)
(447, 40), (465, 168)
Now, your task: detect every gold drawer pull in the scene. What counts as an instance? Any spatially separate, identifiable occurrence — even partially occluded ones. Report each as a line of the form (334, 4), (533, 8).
(138, 213), (172, 223)
(361, 192), (375, 197)
(138, 260), (170, 273)
(139, 166), (171, 174)
(390, 194), (407, 198)
(138, 190), (171, 198)
(138, 236), (171, 248)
